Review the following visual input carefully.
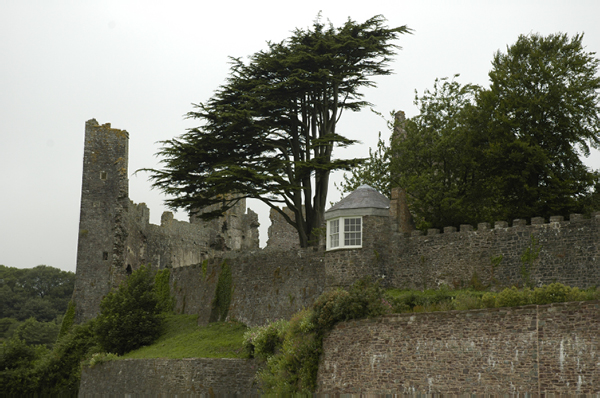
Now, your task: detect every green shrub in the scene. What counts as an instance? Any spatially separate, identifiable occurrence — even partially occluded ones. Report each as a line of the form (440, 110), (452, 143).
(1, 319), (99, 397)
(35, 320), (100, 396)
(495, 286), (533, 308)
(386, 286), (482, 312)
(249, 278), (389, 394)
(255, 309), (321, 393)
(243, 318), (289, 360)
(94, 265), (163, 355)
(533, 283), (586, 305)
(0, 338), (46, 395)
(481, 292), (497, 308)
(311, 278), (389, 334)
(584, 287), (600, 300)
(452, 293), (481, 311)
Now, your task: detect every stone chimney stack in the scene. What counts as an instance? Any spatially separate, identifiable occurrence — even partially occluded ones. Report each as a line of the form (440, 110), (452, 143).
(389, 111), (415, 234)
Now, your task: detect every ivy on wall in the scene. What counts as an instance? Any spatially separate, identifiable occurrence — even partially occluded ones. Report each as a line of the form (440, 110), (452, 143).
(209, 261), (232, 322)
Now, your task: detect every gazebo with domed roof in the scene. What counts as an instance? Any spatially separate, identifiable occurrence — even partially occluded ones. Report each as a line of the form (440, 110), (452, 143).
(324, 184), (391, 251)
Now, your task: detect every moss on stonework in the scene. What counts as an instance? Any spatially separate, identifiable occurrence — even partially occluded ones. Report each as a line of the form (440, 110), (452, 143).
(201, 259), (208, 280)
(209, 260), (232, 323)
(58, 300), (76, 338)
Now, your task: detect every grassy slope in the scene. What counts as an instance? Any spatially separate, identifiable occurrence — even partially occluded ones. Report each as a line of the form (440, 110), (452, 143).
(121, 314), (248, 359)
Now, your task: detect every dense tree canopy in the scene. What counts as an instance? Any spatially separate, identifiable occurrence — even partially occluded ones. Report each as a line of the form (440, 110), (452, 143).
(0, 265), (74, 321)
(146, 15), (410, 246)
(480, 33), (600, 220)
(393, 77), (496, 228)
(342, 33), (600, 229)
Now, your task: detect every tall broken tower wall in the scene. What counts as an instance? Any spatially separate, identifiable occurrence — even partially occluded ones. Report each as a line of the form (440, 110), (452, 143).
(72, 120), (130, 323)
(72, 120), (259, 323)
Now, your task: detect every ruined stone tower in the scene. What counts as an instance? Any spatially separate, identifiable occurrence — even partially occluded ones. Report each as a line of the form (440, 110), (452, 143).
(72, 119), (260, 323)
(72, 119), (130, 323)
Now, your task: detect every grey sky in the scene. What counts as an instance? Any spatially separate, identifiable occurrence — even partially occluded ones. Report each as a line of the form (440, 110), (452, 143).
(2, 1), (599, 272)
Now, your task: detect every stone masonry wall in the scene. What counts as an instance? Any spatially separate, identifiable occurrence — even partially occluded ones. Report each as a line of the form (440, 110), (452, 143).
(317, 300), (600, 395)
(169, 213), (600, 328)
(265, 206), (301, 251)
(72, 120), (130, 323)
(387, 214), (600, 290)
(124, 201), (259, 272)
(73, 119), (259, 322)
(170, 249), (329, 327)
(78, 358), (260, 396)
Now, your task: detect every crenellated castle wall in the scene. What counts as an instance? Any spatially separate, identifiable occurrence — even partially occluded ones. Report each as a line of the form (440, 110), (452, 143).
(387, 214), (600, 291)
(73, 119), (600, 327)
(74, 118), (600, 394)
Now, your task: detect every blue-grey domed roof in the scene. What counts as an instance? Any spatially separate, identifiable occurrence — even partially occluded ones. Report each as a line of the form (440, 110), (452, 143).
(325, 184), (390, 220)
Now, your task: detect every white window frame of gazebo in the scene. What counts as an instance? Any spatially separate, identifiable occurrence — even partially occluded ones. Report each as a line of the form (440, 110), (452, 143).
(326, 216), (362, 251)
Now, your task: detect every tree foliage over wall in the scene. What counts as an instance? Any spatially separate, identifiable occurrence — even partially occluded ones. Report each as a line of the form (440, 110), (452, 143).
(342, 33), (600, 229)
(145, 15), (410, 247)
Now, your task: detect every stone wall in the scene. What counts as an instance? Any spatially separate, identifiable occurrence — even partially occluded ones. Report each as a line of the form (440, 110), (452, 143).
(265, 207), (301, 251)
(72, 120), (130, 323)
(168, 213), (600, 327)
(124, 200), (259, 272)
(171, 249), (329, 327)
(78, 301), (599, 396)
(78, 358), (259, 396)
(73, 119), (260, 322)
(317, 300), (600, 395)
(386, 214), (600, 290)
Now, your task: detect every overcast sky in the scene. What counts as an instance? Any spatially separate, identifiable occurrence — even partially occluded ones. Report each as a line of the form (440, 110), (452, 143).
(2, 1), (599, 273)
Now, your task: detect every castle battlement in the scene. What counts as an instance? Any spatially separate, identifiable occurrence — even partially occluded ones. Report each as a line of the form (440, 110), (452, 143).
(407, 212), (599, 238)
(73, 119), (600, 325)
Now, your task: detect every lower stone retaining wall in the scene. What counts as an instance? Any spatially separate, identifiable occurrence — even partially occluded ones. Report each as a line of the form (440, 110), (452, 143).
(78, 358), (259, 397)
(317, 300), (600, 395)
(78, 301), (599, 396)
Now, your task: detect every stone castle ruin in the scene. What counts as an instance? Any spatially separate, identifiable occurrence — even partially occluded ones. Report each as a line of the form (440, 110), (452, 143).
(73, 120), (261, 322)
(73, 118), (600, 395)
(73, 118), (600, 325)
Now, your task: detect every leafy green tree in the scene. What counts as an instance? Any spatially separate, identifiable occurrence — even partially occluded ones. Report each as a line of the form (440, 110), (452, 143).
(0, 317), (19, 341)
(479, 33), (600, 221)
(20, 298), (57, 322)
(342, 33), (600, 229)
(336, 131), (393, 197)
(12, 317), (60, 348)
(0, 265), (75, 321)
(0, 338), (47, 395)
(94, 265), (163, 355)
(145, 15), (410, 247)
(35, 320), (99, 396)
(392, 77), (495, 229)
